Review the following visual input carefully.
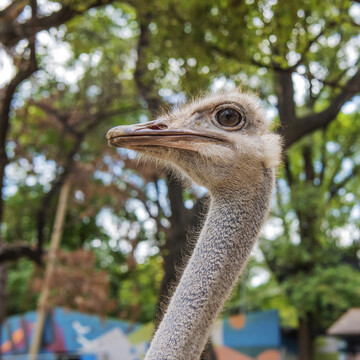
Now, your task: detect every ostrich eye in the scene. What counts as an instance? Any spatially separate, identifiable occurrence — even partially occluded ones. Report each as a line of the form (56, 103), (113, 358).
(215, 108), (242, 128)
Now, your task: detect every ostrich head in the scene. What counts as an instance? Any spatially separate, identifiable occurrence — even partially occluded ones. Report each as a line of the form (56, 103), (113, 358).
(106, 90), (282, 192)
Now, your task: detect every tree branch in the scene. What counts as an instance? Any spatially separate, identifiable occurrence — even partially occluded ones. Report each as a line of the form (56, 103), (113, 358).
(303, 145), (315, 182)
(0, 44), (38, 239)
(134, 15), (165, 116)
(319, 129), (327, 184)
(276, 70), (297, 129)
(29, 100), (80, 137)
(0, 244), (42, 264)
(93, 106), (141, 124)
(34, 96), (124, 257)
(326, 130), (358, 190)
(282, 68), (360, 148)
(0, 0), (116, 48)
(283, 154), (293, 187)
(0, 0), (28, 21)
(329, 164), (360, 201)
(292, 23), (335, 70)
(36, 133), (83, 252)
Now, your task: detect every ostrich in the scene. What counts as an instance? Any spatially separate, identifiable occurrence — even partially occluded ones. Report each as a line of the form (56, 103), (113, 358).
(106, 90), (282, 360)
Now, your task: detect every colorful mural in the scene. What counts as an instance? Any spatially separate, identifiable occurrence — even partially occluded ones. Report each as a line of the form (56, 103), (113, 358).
(1, 308), (282, 360)
(213, 310), (281, 360)
(1, 308), (149, 360)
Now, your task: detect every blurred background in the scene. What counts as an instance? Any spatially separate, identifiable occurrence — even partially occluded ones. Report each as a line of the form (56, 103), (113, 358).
(0, 1), (360, 360)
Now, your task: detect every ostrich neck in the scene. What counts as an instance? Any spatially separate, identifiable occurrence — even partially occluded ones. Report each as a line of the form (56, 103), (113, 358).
(145, 168), (275, 360)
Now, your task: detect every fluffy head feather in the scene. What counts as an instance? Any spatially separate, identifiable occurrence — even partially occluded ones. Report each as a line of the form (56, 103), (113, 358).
(107, 89), (282, 192)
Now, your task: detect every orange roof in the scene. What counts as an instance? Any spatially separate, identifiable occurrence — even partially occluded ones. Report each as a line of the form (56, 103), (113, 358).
(327, 308), (360, 336)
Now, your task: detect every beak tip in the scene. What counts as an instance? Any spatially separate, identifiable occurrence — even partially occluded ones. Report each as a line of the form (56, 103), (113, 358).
(106, 126), (124, 141)
(105, 129), (113, 141)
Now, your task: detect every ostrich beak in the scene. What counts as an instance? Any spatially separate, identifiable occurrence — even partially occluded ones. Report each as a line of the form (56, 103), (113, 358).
(106, 121), (227, 151)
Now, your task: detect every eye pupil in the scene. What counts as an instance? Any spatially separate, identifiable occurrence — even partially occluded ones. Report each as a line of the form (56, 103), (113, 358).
(215, 108), (242, 128)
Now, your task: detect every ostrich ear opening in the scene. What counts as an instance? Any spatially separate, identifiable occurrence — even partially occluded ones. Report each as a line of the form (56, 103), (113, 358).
(261, 133), (283, 169)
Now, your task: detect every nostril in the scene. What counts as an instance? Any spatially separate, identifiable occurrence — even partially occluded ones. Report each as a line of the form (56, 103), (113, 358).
(148, 123), (168, 130)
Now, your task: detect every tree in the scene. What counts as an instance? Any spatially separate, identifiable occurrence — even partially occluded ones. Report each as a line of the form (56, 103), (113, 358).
(2, 2), (360, 360)
(0, 0), (129, 351)
(2, 1), (192, 329)
(64, 1), (360, 357)
(261, 109), (360, 358)
(122, 1), (360, 358)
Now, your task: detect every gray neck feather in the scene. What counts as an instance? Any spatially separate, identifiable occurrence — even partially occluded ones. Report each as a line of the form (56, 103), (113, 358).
(145, 168), (275, 360)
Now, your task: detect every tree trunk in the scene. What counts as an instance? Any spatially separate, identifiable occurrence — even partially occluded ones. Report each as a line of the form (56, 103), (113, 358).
(298, 315), (313, 360)
(154, 175), (188, 326)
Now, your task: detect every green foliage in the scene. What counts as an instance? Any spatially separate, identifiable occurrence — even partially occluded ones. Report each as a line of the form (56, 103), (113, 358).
(116, 256), (163, 322)
(4, 184), (42, 244)
(259, 108), (360, 334)
(226, 269), (298, 328)
(3, 0), (360, 337)
(7, 259), (37, 315)
(284, 265), (360, 331)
